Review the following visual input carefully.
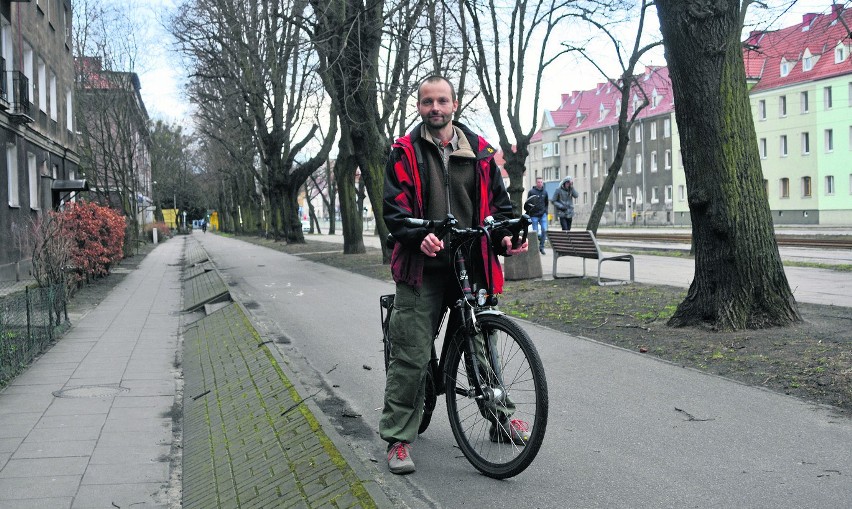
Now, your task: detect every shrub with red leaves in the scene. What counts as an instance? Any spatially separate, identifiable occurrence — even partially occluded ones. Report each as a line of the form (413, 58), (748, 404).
(60, 202), (126, 282)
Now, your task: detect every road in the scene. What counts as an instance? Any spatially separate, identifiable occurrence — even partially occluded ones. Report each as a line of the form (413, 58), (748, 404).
(197, 232), (851, 508)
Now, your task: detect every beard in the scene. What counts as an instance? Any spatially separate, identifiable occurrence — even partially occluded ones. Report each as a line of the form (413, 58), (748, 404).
(422, 113), (451, 130)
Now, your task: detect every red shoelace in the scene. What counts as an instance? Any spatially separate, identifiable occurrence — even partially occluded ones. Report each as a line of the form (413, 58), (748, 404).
(389, 443), (411, 460)
(509, 419), (529, 432)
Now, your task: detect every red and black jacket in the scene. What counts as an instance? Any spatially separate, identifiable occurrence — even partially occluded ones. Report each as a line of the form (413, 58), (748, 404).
(382, 121), (514, 292)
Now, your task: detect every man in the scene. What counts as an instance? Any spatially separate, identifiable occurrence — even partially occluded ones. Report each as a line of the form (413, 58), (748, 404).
(527, 177), (549, 254)
(381, 76), (528, 475)
(552, 175), (579, 230)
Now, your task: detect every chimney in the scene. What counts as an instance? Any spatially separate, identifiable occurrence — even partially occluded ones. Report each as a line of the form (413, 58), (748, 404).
(802, 13), (818, 26)
(831, 4), (844, 19)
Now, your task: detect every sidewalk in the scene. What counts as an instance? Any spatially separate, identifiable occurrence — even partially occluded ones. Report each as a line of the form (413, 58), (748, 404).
(317, 230), (852, 307)
(0, 235), (384, 508)
(0, 237), (183, 508)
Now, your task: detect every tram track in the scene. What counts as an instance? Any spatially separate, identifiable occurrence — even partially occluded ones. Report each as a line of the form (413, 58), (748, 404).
(593, 232), (852, 250)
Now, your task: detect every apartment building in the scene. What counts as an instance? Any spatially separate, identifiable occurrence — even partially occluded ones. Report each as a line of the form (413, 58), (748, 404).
(745, 4), (852, 225)
(0, 0), (80, 279)
(530, 5), (852, 228)
(527, 67), (678, 227)
(76, 56), (152, 228)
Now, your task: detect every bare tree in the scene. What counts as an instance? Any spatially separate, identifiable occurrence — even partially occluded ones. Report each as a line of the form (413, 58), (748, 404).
(74, 2), (151, 249)
(172, 0), (337, 243)
(307, 0), (431, 258)
(565, 1), (663, 233)
(461, 0), (577, 214)
(655, 0), (800, 330)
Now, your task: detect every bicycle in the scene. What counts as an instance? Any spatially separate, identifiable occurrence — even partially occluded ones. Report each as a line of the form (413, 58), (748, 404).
(379, 213), (548, 479)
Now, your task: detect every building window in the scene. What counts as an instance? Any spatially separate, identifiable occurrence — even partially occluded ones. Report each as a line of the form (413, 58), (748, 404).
(554, 141), (560, 156)
(759, 138), (767, 159)
(826, 175), (835, 195)
(66, 88), (73, 131)
(664, 149), (672, 169)
(573, 164), (577, 177)
(617, 187), (623, 203)
(802, 176), (812, 197)
(678, 185), (685, 201)
(801, 91), (809, 113)
(582, 162), (587, 177)
(665, 185), (672, 203)
(802, 50), (814, 71)
(564, 140), (569, 154)
(651, 186), (659, 204)
(758, 99), (766, 120)
(573, 138), (577, 153)
(635, 153), (642, 174)
(28, 153), (38, 210)
(650, 122), (657, 140)
(7, 143), (19, 207)
(602, 133), (608, 149)
(825, 129), (834, 152)
(779, 95), (787, 116)
(636, 186), (643, 205)
(663, 118), (671, 137)
(582, 136), (587, 151)
(634, 124), (641, 142)
(23, 42), (33, 99)
(583, 192), (588, 204)
(780, 135), (788, 156)
(802, 132), (810, 154)
(49, 72), (57, 121)
(592, 133), (598, 149)
(650, 151), (658, 172)
(593, 161), (598, 178)
(780, 178), (790, 198)
(780, 59), (790, 77)
(836, 43), (847, 63)
(38, 58), (46, 113)
(824, 86), (833, 109)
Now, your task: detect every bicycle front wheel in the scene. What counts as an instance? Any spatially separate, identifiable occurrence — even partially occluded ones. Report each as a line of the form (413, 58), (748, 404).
(444, 313), (548, 479)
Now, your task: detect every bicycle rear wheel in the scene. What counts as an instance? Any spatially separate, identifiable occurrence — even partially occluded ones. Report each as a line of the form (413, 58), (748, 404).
(444, 313), (548, 479)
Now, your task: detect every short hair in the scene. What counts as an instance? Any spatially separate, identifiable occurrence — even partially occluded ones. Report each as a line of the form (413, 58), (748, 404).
(418, 75), (456, 102)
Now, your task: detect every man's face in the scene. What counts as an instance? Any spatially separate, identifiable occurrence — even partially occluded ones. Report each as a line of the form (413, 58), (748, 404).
(418, 80), (457, 131)
(535, 178), (544, 189)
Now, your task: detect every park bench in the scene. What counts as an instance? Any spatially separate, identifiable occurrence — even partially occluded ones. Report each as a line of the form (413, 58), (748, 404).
(548, 230), (634, 286)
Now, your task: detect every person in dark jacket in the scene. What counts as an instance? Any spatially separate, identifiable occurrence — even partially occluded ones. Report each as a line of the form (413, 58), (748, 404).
(552, 175), (579, 230)
(527, 177), (549, 254)
(380, 76), (529, 475)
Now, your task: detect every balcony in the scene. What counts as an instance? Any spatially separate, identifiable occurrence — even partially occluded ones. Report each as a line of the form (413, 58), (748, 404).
(6, 71), (34, 125)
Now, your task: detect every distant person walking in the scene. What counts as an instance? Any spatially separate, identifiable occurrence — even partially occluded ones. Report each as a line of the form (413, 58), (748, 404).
(552, 176), (579, 231)
(527, 177), (549, 254)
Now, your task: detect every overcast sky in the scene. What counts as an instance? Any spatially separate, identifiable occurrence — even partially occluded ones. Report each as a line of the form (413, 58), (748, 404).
(131, 0), (843, 137)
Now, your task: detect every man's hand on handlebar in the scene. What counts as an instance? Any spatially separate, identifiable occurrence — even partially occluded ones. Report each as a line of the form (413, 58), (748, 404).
(420, 233), (444, 257)
(502, 236), (528, 256)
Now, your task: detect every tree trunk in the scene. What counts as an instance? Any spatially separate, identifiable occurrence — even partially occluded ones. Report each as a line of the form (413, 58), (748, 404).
(501, 144), (530, 218)
(656, 0), (800, 330)
(334, 149), (365, 254)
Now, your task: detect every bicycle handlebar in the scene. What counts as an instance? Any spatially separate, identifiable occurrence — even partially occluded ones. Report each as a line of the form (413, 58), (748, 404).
(404, 213), (531, 250)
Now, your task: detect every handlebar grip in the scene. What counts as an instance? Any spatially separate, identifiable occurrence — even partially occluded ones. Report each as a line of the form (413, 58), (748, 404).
(403, 217), (433, 228)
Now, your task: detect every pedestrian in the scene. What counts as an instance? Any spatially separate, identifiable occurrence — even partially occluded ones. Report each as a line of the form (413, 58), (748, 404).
(527, 177), (549, 254)
(552, 175), (579, 230)
(381, 75), (529, 475)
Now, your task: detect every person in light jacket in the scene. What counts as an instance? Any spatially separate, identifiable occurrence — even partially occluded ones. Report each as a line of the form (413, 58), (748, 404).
(552, 176), (579, 230)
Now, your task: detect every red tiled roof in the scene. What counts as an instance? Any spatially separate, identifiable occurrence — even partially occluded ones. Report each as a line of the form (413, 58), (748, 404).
(744, 5), (852, 92)
(529, 67), (675, 142)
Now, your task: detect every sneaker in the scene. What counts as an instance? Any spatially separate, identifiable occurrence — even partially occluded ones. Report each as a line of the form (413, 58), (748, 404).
(489, 418), (530, 445)
(387, 442), (415, 474)
(540, 248), (546, 255)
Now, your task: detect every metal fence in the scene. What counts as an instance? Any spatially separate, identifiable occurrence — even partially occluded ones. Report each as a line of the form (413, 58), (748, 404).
(0, 281), (68, 385)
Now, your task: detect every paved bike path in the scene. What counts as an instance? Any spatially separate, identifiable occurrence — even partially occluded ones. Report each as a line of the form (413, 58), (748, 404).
(196, 232), (852, 508)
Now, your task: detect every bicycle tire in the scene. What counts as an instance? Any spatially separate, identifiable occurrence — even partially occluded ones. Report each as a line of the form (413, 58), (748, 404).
(419, 368), (437, 434)
(444, 313), (548, 479)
